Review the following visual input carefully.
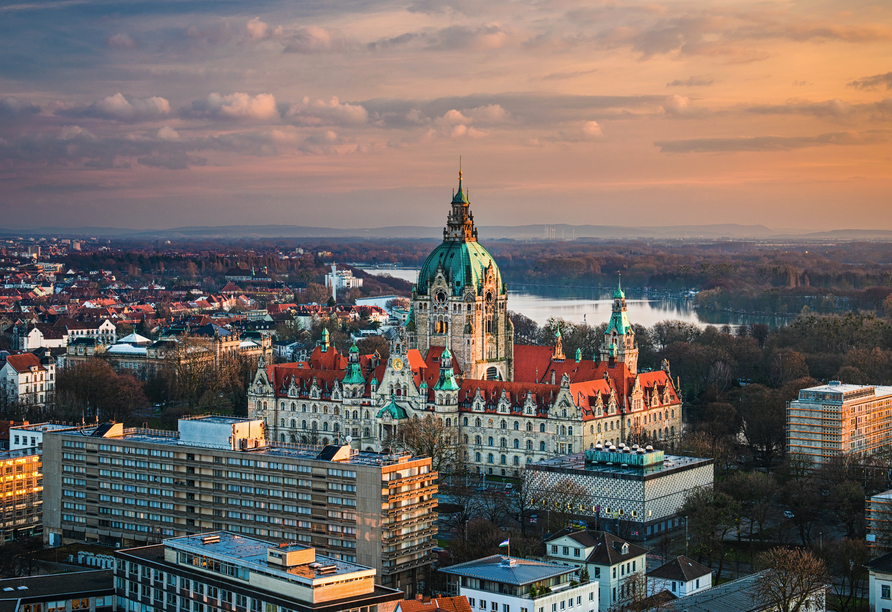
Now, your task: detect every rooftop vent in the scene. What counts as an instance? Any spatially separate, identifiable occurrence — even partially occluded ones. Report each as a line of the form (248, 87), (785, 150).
(3, 588), (13, 592)
(317, 565), (338, 574)
(16, 586), (28, 591)
(201, 535), (221, 545)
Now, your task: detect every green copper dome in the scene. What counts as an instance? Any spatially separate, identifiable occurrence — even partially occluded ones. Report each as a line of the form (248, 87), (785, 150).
(417, 239), (502, 296)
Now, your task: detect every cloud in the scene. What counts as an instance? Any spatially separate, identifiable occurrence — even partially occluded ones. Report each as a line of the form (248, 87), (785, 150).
(582, 121), (602, 138)
(283, 26), (356, 53)
(0, 97), (41, 120)
(655, 130), (891, 153)
(539, 69), (599, 82)
(667, 76), (714, 87)
(848, 71), (892, 91)
(661, 95), (706, 117)
(748, 99), (855, 119)
(59, 125), (95, 140)
(106, 33), (136, 50)
(245, 17), (282, 41)
(156, 126), (180, 141)
(137, 151), (207, 170)
(369, 24), (511, 52)
(285, 96), (368, 126)
(186, 93), (279, 120)
(59, 93), (171, 122)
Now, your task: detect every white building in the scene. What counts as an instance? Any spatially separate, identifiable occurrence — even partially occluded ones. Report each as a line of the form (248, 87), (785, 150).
(787, 381), (892, 466)
(0, 351), (56, 407)
(544, 529), (646, 611)
(325, 264), (364, 299)
(870, 552), (892, 612)
(9, 422), (81, 451)
(647, 555), (712, 599)
(440, 554), (598, 612)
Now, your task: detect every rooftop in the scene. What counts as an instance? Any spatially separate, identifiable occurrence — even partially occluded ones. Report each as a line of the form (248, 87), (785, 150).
(667, 571), (777, 612)
(532, 451), (711, 479)
(0, 570), (113, 601)
(165, 531), (374, 583)
(439, 555), (574, 586)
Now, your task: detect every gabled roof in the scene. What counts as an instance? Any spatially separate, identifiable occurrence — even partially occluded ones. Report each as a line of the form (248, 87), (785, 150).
(3, 353), (44, 373)
(648, 555), (711, 582)
(545, 529), (647, 566)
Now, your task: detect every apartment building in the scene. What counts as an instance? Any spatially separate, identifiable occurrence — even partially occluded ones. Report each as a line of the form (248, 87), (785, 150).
(787, 381), (892, 466)
(43, 417), (437, 597)
(0, 447), (42, 542)
(114, 531), (402, 612)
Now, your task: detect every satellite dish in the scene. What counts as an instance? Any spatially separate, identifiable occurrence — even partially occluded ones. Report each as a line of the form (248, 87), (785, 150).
(345, 435), (353, 443)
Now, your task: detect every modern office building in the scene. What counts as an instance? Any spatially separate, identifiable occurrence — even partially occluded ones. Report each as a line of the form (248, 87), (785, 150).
(525, 445), (713, 540)
(0, 447), (42, 542)
(43, 417), (437, 597)
(787, 381), (892, 466)
(0, 570), (114, 612)
(440, 555), (599, 612)
(114, 531), (403, 612)
(9, 423), (81, 451)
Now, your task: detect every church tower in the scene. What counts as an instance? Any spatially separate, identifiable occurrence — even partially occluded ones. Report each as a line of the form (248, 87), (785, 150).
(409, 171), (513, 381)
(599, 274), (638, 375)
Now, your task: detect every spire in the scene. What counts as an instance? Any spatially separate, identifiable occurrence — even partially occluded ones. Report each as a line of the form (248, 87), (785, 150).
(614, 272), (625, 299)
(321, 328), (330, 352)
(445, 168), (476, 241)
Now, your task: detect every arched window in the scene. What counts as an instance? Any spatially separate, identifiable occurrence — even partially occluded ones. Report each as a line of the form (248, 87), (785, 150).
(513, 456), (520, 466)
(280, 433), (286, 442)
(280, 419), (285, 427)
(598, 423), (602, 433)
(500, 455), (507, 465)
(560, 425), (566, 435)
(475, 418), (482, 427)
(500, 438), (507, 448)
(487, 453), (494, 464)
(334, 423), (340, 433)
(301, 420), (307, 429)
(302, 404), (307, 412)
(475, 435), (481, 445)
(488, 436), (494, 446)
(364, 428), (370, 437)
(526, 440), (533, 450)
(568, 426), (573, 435)
(526, 422), (533, 432)
(463, 417), (469, 426)
(464, 435), (469, 444)
(526, 457), (533, 463)
(290, 419), (296, 428)
(334, 407), (339, 415)
(291, 402), (296, 411)
(446, 418), (452, 427)
(513, 438), (519, 449)
(475, 452), (481, 462)
(323, 422), (329, 432)
(540, 423), (546, 433)
(590, 425), (594, 435)
(312, 421), (318, 430)
(513, 421), (519, 430)
(500, 420), (507, 429)
(353, 410), (358, 420)
(488, 419), (494, 428)
(540, 441), (546, 451)
(263, 402), (268, 411)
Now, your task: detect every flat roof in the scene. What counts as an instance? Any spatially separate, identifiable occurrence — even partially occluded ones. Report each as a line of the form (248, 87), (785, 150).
(0, 448), (41, 460)
(11, 423), (79, 432)
(440, 555), (574, 586)
(0, 570), (113, 600)
(531, 452), (711, 479)
(165, 532), (374, 583)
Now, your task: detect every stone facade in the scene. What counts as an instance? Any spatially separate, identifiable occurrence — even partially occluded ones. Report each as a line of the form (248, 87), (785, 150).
(248, 173), (683, 476)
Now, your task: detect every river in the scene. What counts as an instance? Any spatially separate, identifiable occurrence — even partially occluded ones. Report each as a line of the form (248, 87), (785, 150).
(357, 267), (789, 329)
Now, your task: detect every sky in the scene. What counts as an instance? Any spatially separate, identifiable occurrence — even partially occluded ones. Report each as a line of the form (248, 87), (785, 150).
(0, 0), (890, 231)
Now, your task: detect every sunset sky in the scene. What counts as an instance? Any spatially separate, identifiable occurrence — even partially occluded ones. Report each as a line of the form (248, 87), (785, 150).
(1, 0), (890, 231)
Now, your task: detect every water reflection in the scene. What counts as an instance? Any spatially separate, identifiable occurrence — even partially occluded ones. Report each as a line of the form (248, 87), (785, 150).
(358, 268), (789, 329)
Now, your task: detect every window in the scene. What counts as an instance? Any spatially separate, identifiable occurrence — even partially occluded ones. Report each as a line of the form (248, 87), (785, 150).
(574, 547), (580, 557)
(884, 585), (892, 599)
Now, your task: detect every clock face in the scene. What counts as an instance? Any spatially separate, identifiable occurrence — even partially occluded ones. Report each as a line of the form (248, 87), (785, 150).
(392, 358), (404, 371)
(435, 290), (447, 304)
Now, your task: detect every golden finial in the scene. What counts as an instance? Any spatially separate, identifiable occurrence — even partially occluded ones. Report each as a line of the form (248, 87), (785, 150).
(459, 155), (462, 180)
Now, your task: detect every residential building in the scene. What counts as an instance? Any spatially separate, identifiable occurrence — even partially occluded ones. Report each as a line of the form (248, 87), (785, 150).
(0, 570), (114, 612)
(10, 322), (68, 351)
(325, 265), (364, 300)
(646, 556), (712, 599)
(113, 531), (403, 612)
(543, 528), (647, 611)
(249, 173), (683, 473)
(0, 447), (42, 542)
(42, 416), (437, 597)
(870, 552), (892, 612)
(55, 319), (117, 345)
(526, 446), (713, 541)
(396, 596), (471, 612)
(10, 423), (81, 451)
(0, 351), (56, 407)
(787, 381), (892, 466)
(440, 554), (599, 612)
(868, 489), (892, 555)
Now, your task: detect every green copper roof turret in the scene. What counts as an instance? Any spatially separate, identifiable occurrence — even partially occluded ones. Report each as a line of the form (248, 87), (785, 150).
(376, 394), (408, 419)
(613, 273), (625, 299)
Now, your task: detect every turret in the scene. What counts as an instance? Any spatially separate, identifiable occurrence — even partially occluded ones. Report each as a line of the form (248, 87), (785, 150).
(600, 273), (638, 374)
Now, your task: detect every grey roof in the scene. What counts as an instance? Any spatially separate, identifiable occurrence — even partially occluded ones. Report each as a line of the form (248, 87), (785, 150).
(440, 555), (574, 586)
(665, 571), (788, 612)
(869, 551), (892, 574)
(0, 570), (113, 601)
(648, 555), (712, 582)
(545, 529), (647, 566)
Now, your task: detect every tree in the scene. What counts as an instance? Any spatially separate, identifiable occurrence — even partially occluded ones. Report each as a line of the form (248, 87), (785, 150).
(534, 477), (589, 533)
(754, 547), (829, 612)
(383, 414), (463, 476)
(734, 384), (786, 469)
(680, 486), (740, 580)
(55, 359), (149, 422)
(166, 337), (219, 410)
(824, 538), (869, 612)
(506, 471), (539, 536)
(450, 519), (504, 564)
(357, 335), (390, 362)
(721, 470), (779, 547)
(509, 311), (539, 345)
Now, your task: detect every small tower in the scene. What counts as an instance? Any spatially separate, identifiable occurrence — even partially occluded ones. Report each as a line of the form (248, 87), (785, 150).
(552, 328), (565, 361)
(320, 328), (330, 353)
(600, 273), (638, 374)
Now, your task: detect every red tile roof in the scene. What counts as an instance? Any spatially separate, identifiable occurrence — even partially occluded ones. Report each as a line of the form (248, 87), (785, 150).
(4, 353), (44, 373)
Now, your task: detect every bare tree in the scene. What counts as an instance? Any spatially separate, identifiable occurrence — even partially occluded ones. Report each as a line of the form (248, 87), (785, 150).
(383, 414), (463, 476)
(824, 538), (869, 612)
(506, 471), (539, 536)
(754, 547), (829, 612)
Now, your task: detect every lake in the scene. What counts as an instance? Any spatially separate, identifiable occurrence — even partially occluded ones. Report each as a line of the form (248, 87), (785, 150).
(357, 267), (789, 329)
